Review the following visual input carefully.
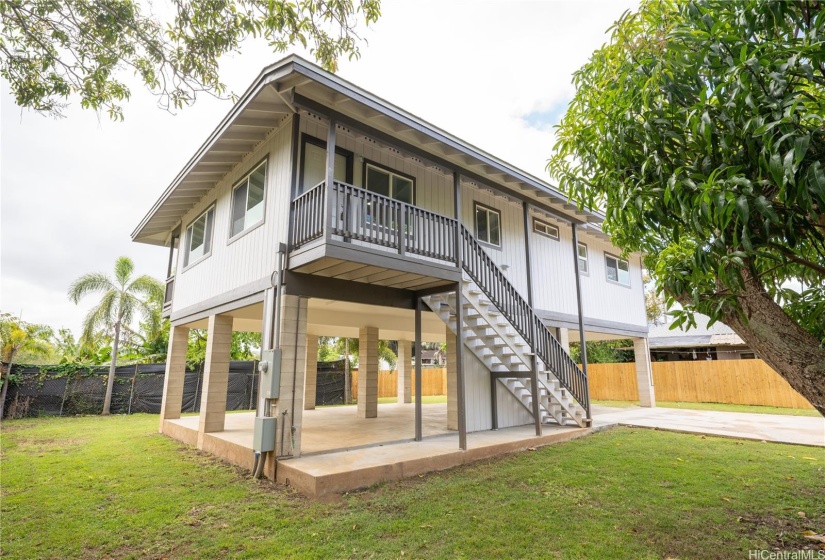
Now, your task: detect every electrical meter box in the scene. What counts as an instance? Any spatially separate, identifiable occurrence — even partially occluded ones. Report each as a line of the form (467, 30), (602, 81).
(259, 349), (282, 399)
(253, 416), (277, 453)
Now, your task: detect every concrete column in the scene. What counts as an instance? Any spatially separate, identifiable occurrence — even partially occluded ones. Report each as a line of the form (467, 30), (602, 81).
(558, 328), (571, 353)
(633, 337), (656, 407)
(446, 325), (458, 431)
(397, 339), (411, 404)
(270, 294), (308, 457)
(358, 326), (379, 418)
(159, 325), (189, 431)
(303, 335), (319, 410)
(197, 314), (233, 448)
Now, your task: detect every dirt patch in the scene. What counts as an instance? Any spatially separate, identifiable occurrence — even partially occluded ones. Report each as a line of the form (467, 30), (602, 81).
(14, 436), (88, 454)
(736, 510), (825, 552)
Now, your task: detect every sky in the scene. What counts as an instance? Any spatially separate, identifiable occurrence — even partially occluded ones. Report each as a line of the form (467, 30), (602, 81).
(1, 0), (637, 336)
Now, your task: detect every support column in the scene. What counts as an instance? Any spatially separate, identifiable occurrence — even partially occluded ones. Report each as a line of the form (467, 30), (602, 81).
(633, 337), (656, 407)
(397, 339), (411, 403)
(159, 325), (189, 432)
(558, 328), (571, 353)
(445, 324), (458, 431)
(197, 314), (233, 448)
(270, 294), (308, 457)
(303, 335), (319, 410)
(358, 326), (379, 418)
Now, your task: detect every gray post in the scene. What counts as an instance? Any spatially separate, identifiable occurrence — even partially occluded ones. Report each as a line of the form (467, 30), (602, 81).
(571, 223), (591, 421)
(324, 118), (337, 239)
(286, 113), (302, 251)
(453, 172), (461, 268)
(414, 298), (423, 441)
(455, 283), (467, 451)
(523, 203), (542, 436)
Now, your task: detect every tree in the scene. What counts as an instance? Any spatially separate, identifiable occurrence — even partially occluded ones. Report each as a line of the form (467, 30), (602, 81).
(68, 256), (163, 415)
(0, 0), (381, 119)
(0, 312), (53, 418)
(548, 0), (825, 415)
(186, 330), (262, 366)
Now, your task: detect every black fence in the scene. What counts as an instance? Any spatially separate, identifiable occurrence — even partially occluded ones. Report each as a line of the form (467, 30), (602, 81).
(3, 361), (258, 419)
(315, 359), (347, 406)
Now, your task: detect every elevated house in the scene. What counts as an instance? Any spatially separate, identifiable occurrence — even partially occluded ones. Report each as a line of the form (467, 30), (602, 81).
(133, 56), (655, 488)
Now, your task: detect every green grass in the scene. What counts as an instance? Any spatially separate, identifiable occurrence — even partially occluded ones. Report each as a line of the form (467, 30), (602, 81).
(593, 399), (822, 417)
(2, 415), (824, 559)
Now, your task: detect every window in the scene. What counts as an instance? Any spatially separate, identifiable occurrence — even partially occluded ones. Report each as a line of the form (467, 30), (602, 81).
(364, 162), (414, 204)
(577, 242), (589, 274)
(184, 206), (215, 268)
(230, 160), (267, 238)
(475, 203), (501, 247)
(300, 135), (353, 192)
(533, 218), (559, 240)
(605, 253), (630, 286)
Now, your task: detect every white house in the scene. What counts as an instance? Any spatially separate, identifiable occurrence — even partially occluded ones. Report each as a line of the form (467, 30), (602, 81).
(133, 56), (655, 478)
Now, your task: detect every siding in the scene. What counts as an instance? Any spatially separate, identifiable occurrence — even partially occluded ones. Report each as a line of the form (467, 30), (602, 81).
(529, 210), (647, 330)
(463, 347), (533, 432)
(172, 115), (293, 311)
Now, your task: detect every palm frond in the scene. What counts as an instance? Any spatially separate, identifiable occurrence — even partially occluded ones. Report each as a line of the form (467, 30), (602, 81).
(80, 290), (118, 343)
(114, 256), (134, 288)
(68, 273), (115, 304)
(128, 275), (164, 301)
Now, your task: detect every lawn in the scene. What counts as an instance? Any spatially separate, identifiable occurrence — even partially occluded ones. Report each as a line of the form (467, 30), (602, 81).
(593, 399), (822, 417)
(2, 415), (823, 559)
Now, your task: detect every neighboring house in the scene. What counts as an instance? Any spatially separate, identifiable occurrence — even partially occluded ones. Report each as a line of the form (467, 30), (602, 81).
(648, 315), (754, 362)
(413, 348), (446, 367)
(133, 56), (654, 465)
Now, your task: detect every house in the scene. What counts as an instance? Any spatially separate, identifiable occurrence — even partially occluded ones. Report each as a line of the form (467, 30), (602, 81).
(648, 315), (754, 361)
(412, 348), (446, 367)
(133, 56), (655, 482)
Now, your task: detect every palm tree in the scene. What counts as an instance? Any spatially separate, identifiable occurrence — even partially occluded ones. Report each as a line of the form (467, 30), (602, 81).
(68, 257), (162, 415)
(0, 313), (53, 419)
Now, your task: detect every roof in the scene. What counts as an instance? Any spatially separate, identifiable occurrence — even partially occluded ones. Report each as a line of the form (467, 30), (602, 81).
(647, 314), (746, 349)
(132, 55), (606, 246)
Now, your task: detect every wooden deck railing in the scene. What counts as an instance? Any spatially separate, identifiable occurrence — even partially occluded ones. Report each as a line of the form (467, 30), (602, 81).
(291, 180), (458, 264)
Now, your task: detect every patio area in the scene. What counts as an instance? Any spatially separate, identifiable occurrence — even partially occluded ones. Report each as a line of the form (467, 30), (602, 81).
(162, 402), (592, 497)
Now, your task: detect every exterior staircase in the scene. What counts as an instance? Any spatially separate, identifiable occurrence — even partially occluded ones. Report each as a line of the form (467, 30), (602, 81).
(422, 226), (591, 428)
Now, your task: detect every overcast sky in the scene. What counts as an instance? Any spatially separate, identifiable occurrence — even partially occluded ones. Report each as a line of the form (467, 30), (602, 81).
(1, 0), (637, 336)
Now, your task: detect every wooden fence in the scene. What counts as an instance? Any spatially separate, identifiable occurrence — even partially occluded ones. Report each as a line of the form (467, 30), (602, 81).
(587, 359), (814, 409)
(351, 368), (447, 398)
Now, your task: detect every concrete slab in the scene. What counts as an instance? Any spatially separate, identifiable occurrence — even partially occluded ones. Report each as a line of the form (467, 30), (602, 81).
(592, 406), (825, 447)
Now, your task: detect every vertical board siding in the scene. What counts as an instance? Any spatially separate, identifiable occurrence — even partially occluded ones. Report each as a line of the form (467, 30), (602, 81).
(529, 211), (648, 329)
(301, 119), (454, 216)
(462, 347), (533, 432)
(587, 360), (815, 409)
(461, 184), (529, 299)
(173, 116), (293, 311)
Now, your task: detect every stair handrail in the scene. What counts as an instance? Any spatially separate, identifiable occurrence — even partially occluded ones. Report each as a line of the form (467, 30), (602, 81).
(459, 225), (590, 414)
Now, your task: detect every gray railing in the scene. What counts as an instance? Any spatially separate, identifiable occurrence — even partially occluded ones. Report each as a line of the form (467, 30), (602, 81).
(460, 225), (590, 416)
(163, 276), (175, 314)
(291, 181), (326, 248)
(291, 180), (457, 264)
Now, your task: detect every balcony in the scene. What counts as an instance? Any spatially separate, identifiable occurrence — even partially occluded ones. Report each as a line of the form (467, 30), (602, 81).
(289, 181), (461, 291)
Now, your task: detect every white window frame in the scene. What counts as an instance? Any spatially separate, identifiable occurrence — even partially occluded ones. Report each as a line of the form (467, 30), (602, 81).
(475, 202), (502, 248)
(604, 253), (631, 287)
(577, 242), (589, 275)
(533, 218), (559, 240)
(229, 159), (267, 241)
(364, 162), (415, 203)
(183, 205), (215, 270)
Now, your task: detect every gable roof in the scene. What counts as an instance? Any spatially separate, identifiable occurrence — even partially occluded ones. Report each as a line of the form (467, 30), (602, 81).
(132, 55), (605, 246)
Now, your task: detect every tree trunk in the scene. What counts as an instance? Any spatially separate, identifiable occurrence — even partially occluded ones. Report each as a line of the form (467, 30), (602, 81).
(102, 322), (121, 415)
(0, 349), (17, 420)
(677, 270), (825, 416)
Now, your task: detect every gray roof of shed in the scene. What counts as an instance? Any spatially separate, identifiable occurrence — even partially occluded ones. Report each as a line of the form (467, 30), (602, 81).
(648, 314), (745, 349)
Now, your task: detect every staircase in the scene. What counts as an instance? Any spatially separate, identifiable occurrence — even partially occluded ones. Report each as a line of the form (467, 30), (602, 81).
(422, 226), (591, 428)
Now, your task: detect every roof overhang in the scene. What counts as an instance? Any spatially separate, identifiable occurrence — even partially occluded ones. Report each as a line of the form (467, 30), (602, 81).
(132, 55), (605, 246)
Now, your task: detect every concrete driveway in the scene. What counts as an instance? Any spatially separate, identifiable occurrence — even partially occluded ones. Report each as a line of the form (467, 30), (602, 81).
(591, 405), (825, 447)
